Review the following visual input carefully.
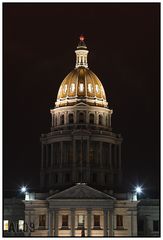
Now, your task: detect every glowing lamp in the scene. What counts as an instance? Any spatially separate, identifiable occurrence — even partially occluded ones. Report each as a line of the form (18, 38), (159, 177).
(21, 186), (27, 193)
(80, 35), (85, 41)
(135, 186), (142, 194)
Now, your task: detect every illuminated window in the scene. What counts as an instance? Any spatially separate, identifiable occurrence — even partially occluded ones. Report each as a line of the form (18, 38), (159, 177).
(64, 84), (67, 93)
(78, 215), (84, 227)
(96, 84), (99, 93)
(4, 220), (9, 231)
(79, 83), (84, 92)
(88, 83), (93, 93)
(94, 215), (100, 227)
(70, 83), (75, 93)
(18, 220), (24, 231)
(62, 215), (68, 227)
(116, 215), (123, 228)
(39, 215), (46, 227)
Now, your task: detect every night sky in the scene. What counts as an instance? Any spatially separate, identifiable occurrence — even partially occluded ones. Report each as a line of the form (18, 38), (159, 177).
(3, 3), (160, 196)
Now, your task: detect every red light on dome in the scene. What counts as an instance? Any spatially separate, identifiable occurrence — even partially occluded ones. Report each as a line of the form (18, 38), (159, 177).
(80, 35), (85, 41)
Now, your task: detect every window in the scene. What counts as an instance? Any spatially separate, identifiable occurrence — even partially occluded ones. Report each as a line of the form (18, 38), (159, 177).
(79, 112), (85, 123)
(104, 174), (108, 184)
(62, 215), (68, 227)
(79, 83), (84, 92)
(88, 83), (93, 93)
(138, 219), (144, 232)
(4, 220), (9, 231)
(94, 215), (100, 227)
(96, 84), (99, 93)
(99, 115), (103, 125)
(18, 220), (24, 231)
(60, 115), (64, 125)
(39, 215), (46, 227)
(54, 174), (58, 183)
(116, 215), (123, 228)
(64, 84), (67, 93)
(153, 220), (159, 232)
(70, 83), (75, 93)
(89, 114), (94, 124)
(69, 113), (74, 124)
(93, 173), (97, 183)
(78, 215), (84, 227)
(65, 173), (70, 182)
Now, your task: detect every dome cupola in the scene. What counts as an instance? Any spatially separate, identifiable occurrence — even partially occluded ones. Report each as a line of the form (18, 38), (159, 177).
(55, 36), (108, 108)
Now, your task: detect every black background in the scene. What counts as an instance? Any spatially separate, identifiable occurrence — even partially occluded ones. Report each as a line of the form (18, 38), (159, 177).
(3, 3), (160, 196)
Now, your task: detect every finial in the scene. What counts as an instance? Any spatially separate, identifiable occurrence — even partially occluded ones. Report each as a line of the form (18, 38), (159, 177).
(80, 34), (85, 41)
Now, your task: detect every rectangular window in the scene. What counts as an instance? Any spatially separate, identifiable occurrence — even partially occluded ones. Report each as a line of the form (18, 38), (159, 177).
(93, 173), (97, 183)
(94, 215), (100, 227)
(78, 215), (84, 227)
(39, 215), (46, 227)
(62, 215), (68, 227)
(153, 220), (159, 232)
(3, 220), (9, 231)
(138, 219), (144, 232)
(18, 220), (24, 231)
(116, 215), (123, 228)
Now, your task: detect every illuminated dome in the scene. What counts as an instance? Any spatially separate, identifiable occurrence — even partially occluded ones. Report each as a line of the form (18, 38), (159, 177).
(56, 35), (108, 108)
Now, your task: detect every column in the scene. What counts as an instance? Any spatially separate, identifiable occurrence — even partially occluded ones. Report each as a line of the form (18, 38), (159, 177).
(103, 209), (108, 236)
(86, 138), (90, 182)
(48, 210), (53, 236)
(87, 208), (92, 237)
(71, 208), (75, 236)
(60, 142), (63, 168)
(72, 138), (76, 182)
(118, 144), (121, 169)
(109, 210), (114, 236)
(46, 144), (48, 167)
(109, 143), (112, 169)
(41, 144), (44, 169)
(100, 142), (102, 167)
(51, 143), (54, 168)
(114, 144), (117, 169)
(54, 210), (59, 237)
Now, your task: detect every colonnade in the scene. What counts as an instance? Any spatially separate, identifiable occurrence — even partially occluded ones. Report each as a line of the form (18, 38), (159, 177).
(40, 139), (122, 189)
(48, 208), (114, 237)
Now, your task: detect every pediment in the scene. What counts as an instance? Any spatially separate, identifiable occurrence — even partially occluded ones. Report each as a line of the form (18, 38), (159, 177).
(47, 183), (115, 200)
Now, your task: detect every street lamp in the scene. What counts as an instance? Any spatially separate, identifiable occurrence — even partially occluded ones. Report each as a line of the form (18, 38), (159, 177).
(20, 186), (27, 193)
(134, 185), (143, 200)
(135, 186), (142, 194)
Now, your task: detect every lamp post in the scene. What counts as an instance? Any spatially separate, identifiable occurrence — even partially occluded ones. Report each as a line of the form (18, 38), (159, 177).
(134, 185), (143, 200)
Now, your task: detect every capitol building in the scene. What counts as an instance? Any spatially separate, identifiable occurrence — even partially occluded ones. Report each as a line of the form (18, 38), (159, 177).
(4, 36), (159, 237)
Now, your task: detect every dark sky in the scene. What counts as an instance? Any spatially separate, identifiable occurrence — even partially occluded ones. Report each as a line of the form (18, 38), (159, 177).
(3, 3), (160, 196)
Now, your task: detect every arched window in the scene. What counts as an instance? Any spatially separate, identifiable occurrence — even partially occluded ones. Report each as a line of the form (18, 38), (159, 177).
(79, 112), (85, 123)
(89, 113), (94, 124)
(99, 115), (103, 125)
(69, 113), (74, 124)
(60, 115), (64, 125)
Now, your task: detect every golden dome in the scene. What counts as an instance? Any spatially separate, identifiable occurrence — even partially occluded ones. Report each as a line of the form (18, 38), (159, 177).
(55, 36), (108, 108)
(56, 67), (107, 107)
